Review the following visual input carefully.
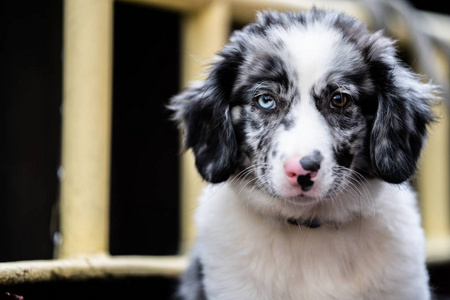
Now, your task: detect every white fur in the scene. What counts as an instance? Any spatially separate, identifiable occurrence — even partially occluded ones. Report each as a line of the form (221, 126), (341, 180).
(276, 24), (340, 93)
(195, 180), (429, 300)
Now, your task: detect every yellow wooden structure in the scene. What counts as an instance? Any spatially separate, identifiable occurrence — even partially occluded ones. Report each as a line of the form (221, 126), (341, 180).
(0, 0), (449, 284)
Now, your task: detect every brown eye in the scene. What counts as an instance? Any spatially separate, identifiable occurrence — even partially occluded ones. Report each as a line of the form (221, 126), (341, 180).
(330, 92), (349, 109)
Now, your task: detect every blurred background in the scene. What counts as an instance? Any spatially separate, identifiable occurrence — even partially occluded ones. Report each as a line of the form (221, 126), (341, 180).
(0, 0), (449, 299)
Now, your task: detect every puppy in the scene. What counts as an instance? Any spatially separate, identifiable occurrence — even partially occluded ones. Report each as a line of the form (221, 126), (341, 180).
(170, 8), (437, 300)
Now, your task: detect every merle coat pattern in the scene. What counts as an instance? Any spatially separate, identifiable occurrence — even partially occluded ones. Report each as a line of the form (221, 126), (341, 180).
(170, 8), (437, 300)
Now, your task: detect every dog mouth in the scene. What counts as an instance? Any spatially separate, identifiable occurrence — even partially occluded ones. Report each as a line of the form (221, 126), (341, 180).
(274, 178), (341, 206)
(276, 176), (327, 201)
(283, 194), (319, 206)
(232, 174), (319, 203)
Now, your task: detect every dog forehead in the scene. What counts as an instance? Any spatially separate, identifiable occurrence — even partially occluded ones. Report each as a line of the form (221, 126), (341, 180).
(269, 24), (342, 94)
(235, 23), (349, 97)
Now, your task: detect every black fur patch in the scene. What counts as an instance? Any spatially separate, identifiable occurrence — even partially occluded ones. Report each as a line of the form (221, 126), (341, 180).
(176, 256), (207, 300)
(334, 147), (354, 169)
(280, 117), (294, 130)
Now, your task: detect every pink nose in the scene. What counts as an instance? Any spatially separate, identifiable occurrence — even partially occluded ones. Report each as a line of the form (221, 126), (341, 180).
(284, 157), (311, 186)
(284, 153), (322, 189)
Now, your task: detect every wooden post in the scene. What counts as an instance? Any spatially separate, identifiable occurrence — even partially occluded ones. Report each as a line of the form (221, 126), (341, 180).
(418, 48), (450, 262)
(59, 0), (113, 258)
(179, 0), (231, 254)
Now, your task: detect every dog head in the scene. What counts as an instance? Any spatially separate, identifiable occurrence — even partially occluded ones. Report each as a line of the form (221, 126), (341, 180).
(170, 9), (436, 211)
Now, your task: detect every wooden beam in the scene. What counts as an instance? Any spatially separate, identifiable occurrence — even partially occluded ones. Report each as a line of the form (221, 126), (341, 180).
(0, 255), (187, 285)
(228, 0), (368, 24)
(117, 0), (210, 12)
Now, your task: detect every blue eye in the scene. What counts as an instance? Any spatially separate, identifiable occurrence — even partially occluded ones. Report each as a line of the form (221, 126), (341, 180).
(256, 95), (276, 110)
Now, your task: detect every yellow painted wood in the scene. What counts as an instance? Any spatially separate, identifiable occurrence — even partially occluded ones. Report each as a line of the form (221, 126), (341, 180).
(115, 0), (366, 20)
(179, 1), (231, 254)
(59, 0), (113, 258)
(228, 0), (368, 24)
(0, 255), (187, 285)
(118, 0), (211, 12)
(418, 47), (450, 262)
(419, 105), (450, 262)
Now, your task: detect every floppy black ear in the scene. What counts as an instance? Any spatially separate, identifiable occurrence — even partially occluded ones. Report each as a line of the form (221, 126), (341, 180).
(366, 33), (437, 184)
(169, 55), (240, 183)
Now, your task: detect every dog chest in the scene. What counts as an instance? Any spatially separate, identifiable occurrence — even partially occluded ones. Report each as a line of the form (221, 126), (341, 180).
(193, 183), (429, 300)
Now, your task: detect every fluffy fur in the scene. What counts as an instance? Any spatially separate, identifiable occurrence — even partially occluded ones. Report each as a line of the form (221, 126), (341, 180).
(170, 8), (437, 300)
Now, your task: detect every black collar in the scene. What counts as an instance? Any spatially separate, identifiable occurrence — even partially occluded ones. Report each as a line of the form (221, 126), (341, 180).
(287, 217), (341, 229)
(287, 218), (322, 228)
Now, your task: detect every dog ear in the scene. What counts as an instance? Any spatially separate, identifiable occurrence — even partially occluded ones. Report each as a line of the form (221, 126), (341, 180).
(366, 33), (437, 184)
(169, 56), (240, 183)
